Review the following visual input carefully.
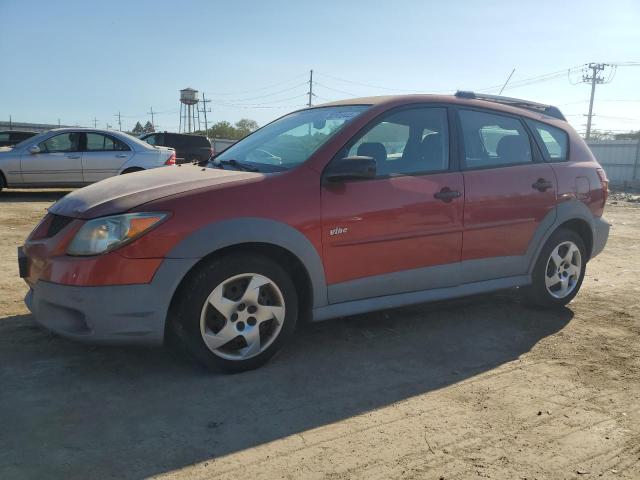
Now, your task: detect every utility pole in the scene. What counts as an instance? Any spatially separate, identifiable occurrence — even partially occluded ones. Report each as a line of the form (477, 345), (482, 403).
(307, 69), (314, 107)
(115, 112), (122, 131)
(8, 115), (11, 130)
(200, 93), (211, 135)
(582, 63), (608, 140)
(58, 118), (61, 127)
(148, 107), (155, 130)
(92, 117), (98, 128)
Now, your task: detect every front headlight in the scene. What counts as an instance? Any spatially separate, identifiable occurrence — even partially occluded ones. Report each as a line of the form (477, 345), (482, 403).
(67, 212), (168, 256)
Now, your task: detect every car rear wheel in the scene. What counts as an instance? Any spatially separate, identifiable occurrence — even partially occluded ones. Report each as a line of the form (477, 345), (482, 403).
(170, 253), (298, 372)
(525, 228), (586, 308)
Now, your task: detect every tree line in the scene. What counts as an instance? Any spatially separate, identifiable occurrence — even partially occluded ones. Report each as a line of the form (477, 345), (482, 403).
(128, 118), (259, 140)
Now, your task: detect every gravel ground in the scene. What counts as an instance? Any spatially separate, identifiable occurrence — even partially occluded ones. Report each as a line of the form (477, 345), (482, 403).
(0, 189), (639, 480)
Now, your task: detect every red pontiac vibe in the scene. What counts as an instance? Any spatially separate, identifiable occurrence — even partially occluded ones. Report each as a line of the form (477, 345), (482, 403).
(19, 92), (610, 372)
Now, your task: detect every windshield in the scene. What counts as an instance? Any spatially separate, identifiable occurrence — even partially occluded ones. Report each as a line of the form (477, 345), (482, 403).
(213, 105), (369, 171)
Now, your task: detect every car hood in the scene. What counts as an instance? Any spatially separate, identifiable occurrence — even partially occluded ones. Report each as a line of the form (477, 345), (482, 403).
(49, 165), (262, 219)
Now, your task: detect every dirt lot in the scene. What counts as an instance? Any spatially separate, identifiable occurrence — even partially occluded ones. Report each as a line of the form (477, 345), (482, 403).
(0, 190), (639, 480)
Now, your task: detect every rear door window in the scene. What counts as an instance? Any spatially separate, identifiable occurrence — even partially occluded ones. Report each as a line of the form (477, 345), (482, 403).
(85, 133), (130, 151)
(458, 109), (532, 169)
(525, 119), (568, 161)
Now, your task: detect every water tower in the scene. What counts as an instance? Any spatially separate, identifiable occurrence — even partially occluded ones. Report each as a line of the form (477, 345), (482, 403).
(179, 88), (200, 133)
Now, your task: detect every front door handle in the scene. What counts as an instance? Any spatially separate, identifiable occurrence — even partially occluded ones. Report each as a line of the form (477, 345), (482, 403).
(66, 154), (80, 159)
(532, 178), (553, 192)
(434, 187), (461, 203)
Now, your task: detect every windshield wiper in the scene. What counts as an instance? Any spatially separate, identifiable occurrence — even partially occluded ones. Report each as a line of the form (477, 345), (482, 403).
(212, 159), (260, 172)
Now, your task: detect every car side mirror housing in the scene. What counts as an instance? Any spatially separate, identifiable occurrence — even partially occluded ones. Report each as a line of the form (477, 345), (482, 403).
(28, 145), (41, 154)
(324, 156), (377, 183)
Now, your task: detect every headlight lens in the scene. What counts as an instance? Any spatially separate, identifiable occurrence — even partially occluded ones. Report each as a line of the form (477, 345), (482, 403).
(67, 212), (167, 256)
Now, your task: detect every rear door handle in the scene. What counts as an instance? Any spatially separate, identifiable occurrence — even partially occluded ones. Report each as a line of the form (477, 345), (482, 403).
(66, 154), (80, 159)
(116, 153), (128, 158)
(532, 178), (553, 192)
(434, 187), (461, 203)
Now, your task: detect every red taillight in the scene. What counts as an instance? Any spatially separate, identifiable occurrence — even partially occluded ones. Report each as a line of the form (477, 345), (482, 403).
(165, 152), (176, 165)
(596, 167), (609, 207)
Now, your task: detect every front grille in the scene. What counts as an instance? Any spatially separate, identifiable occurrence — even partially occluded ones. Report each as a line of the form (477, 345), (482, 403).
(46, 214), (73, 238)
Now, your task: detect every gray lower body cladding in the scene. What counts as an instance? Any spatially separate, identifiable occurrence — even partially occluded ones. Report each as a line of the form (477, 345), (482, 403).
(24, 258), (196, 346)
(23, 213), (610, 346)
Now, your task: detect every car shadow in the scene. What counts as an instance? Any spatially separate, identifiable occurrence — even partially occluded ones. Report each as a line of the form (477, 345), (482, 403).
(0, 291), (573, 479)
(0, 189), (72, 202)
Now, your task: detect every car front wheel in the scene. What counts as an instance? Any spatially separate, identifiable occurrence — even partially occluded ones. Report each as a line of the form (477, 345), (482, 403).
(171, 253), (298, 372)
(525, 228), (587, 308)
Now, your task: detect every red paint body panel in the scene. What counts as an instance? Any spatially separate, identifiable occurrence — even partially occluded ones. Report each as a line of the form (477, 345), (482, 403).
(321, 173), (463, 284)
(461, 163), (557, 260)
(21, 94), (609, 293)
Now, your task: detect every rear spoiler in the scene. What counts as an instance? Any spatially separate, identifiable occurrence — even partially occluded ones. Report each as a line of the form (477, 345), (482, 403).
(455, 91), (566, 121)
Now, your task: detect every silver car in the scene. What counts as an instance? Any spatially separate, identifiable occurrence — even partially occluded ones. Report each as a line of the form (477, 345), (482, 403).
(0, 128), (176, 190)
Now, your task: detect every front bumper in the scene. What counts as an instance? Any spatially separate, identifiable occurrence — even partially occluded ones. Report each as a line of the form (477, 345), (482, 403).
(591, 216), (610, 259)
(24, 258), (196, 346)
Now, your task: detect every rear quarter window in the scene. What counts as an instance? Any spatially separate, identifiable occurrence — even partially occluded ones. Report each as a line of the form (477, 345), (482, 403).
(525, 119), (569, 161)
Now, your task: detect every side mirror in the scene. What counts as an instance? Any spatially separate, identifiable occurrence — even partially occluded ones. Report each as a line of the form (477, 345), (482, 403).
(28, 145), (41, 154)
(324, 155), (377, 183)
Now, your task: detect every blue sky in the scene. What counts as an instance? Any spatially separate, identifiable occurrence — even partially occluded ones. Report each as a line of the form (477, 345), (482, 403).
(1, 0), (639, 135)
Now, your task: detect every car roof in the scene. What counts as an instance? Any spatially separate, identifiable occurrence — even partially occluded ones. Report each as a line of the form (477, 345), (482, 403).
(316, 94), (567, 123)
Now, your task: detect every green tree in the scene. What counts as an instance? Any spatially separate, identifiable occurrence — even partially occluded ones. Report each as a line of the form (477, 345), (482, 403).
(208, 121), (237, 139)
(132, 122), (144, 135)
(235, 118), (259, 137)
(143, 121), (155, 133)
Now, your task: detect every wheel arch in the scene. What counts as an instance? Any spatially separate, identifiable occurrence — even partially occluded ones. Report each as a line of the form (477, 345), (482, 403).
(167, 242), (314, 332)
(527, 200), (597, 273)
(120, 167), (144, 174)
(557, 218), (593, 259)
(0, 169), (6, 188)
(163, 217), (327, 330)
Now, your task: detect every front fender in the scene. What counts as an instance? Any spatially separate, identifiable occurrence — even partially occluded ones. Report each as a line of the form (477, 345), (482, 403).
(166, 217), (328, 308)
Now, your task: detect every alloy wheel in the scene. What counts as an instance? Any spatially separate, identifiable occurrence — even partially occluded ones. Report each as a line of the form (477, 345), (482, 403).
(545, 240), (582, 299)
(199, 273), (286, 360)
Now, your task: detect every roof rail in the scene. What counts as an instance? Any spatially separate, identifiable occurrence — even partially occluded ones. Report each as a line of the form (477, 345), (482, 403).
(454, 91), (566, 121)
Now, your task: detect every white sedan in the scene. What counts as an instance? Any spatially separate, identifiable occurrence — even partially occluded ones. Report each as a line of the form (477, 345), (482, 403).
(0, 128), (176, 190)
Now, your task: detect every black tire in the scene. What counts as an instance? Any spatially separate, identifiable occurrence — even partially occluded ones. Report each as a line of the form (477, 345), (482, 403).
(0, 172), (5, 192)
(121, 167), (144, 174)
(524, 228), (587, 308)
(169, 253), (298, 373)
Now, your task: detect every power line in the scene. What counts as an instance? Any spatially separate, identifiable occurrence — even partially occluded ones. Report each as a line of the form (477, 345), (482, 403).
(314, 81), (359, 97)
(211, 94), (308, 108)
(315, 71), (427, 93)
(204, 73), (307, 96)
(209, 81), (308, 103)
